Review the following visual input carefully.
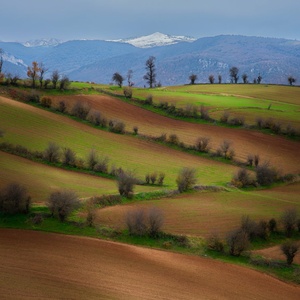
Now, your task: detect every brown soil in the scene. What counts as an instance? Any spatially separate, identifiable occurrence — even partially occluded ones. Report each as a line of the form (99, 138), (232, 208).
(1, 229), (299, 300)
(254, 245), (300, 264)
(54, 94), (300, 174)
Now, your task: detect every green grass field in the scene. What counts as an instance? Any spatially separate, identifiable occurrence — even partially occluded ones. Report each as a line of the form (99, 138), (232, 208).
(104, 84), (300, 129)
(0, 96), (239, 188)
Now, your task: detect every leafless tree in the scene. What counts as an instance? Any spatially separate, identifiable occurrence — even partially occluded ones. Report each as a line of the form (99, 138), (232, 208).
(39, 62), (48, 88)
(51, 70), (60, 89)
(218, 74), (222, 84)
(288, 76), (296, 86)
(59, 75), (70, 90)
(229, 67), (239, 83)
(0, 48), (3, 74)
(281, 208), (298, 237)
(281, 241), (299, 265)
(27, 61), (40, 88)
(143, 56), (156, 88)
(242, 73), (248, 84)
(176, 167), (197, 193)
(189, 74), (197, 84)
(208, 74), (215, 84)
(43, 142), (61, 163)
(117, 170), (137, 197)
(47, 189), (80, 222)
(127, 69), (133, 86)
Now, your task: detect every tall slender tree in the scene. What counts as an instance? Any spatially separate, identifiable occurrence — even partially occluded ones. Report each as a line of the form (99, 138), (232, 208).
(143, 56), (156, 88)
(229, 67), (239, 84)
(27, 61), (40, 88)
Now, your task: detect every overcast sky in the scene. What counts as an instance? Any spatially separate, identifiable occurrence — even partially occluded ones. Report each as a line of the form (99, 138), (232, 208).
(1, 0), (299, 42)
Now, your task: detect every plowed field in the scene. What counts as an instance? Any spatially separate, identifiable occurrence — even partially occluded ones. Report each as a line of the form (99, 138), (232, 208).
(1, 229), (299, 299)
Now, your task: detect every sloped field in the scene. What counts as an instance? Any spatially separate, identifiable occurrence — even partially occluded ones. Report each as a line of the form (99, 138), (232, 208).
(52, 94), (300, 174)
(0, 96), (240, 187)
(96, 183), (300, 237)
(1, 229), (299, 300)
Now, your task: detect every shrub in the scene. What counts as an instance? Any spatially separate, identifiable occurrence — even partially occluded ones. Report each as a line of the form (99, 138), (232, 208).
(281, 241), (299, 265)
(117, 170), (137, 198)
(133, 126), (138, 135)
(0, 182), (31, 214)
(220, 111), (230, 123)
(254, 154), (260, 167)
(246, 154), (254, 166)
(92, 194), (122, 207)
(150, 172), (157, 184)
(268, 218), (277, 233)
(31, 213), (44, 225)
(148, 207), (164, 237)
(184, 104), (198, 117)
(286, 124), (297, 137)
(59, 75), (70, 90)
(123, 87), (133, 98)
(195, 136), (210, 152)
(40, 96), (52, 108)
(168, 134), (180, 145)
(57, 100), (66, 113)
(86, 110), (102, 126)
(125, 208), (147, 236)
(158, 172), (165, 186)
(281, 208), (298, 237)
(217, 140), (234, 159)
(232, 168), (252, 188)
(93, 156), (109, 173)
(71, 101), (91, 120)
(28, 90), (40, 103)
(145, 94), (153, 105)
(229, 116), (245, 126)
(47, 189), (80, 222)
(207, 232), (224, 252)
(176, 167), (197, 193)
(271, 122), (282, 134)
(256, 220), (268, 240)
(256, 117), (265, 129)
(145, 173), (150, 184)
(241, 215), (258, 241)
(62, 147), (76, 166)
(109, 120), (126, 134)
(256, 162), (278, 186)
(199, 105), (210, 120)
(43, 142), (61, 163)
(85, 202), (96, 227)
(226, 229), (249, 256)
(86, 149), (99, 170)
(156, 133), (167, 142)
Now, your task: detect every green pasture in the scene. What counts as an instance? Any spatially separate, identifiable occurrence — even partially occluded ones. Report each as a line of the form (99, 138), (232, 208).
(0, 97), (239, 187)
(104, 84), (300, 129)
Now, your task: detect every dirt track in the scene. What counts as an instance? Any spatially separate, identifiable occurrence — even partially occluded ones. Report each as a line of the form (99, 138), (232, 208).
(54, 94), (300, 174)
(1, 229), (299, 299)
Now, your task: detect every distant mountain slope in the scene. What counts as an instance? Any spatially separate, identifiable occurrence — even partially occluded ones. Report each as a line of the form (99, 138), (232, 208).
(0, 34), (299, 85)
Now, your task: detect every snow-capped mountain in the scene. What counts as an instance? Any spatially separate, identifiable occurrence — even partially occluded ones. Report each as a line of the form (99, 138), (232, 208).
(108, 32), (196, 48)
(23, 38), (62, 47)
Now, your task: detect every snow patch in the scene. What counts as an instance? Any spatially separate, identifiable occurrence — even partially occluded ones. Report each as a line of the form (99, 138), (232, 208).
(108, 32), (196, 48)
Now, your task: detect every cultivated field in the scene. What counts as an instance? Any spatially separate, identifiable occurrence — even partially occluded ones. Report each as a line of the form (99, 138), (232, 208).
(1, 229), (299, 300)
(96, 182), (300, 237)
(105, 84), (300, 129)
(51, 93), (300, 173)
(0, 96), (240, 188)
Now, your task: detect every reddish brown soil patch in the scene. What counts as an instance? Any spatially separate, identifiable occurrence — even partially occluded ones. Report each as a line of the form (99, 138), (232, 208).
(254, 245), (300, 265)
(1, 229), (299, 299)
(54, 94), (300, 173)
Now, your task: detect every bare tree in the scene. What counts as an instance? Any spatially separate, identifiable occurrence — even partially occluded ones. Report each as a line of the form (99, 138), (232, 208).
(117, 170), (137, 198)
(257, 74), (262, 84)
(195, 136), (210, 152)
(43, 142), (61, 163)
(59, 75), (70, 90)
(39, 62), (48, 88)
(229, 67), (239, 83)
(281, 208), (298, 237)
(226, 229), (249, 256)
(208, 74), (215, 84)
(112, 72), (124, 87)
(0, 182), (31, 214)
(148, 207), (164, 237)
(288, 76), (296, 86)
(47, 189), (80, 222)
(281, 241), (299, 265)
(27, 61), (40, 88)
(143, 56), (156, 88)
(51, 70), (60, 89)
(176, 167), (197, 193)
(189, 74), (197, 84)
(242, 73), (248, 84)
(0, 48), (3, 74)
(127, 69), (133, 86)
(218, 140), (234, 159)
(218, 74), (222, 84)
(62, 147), (76, 166)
